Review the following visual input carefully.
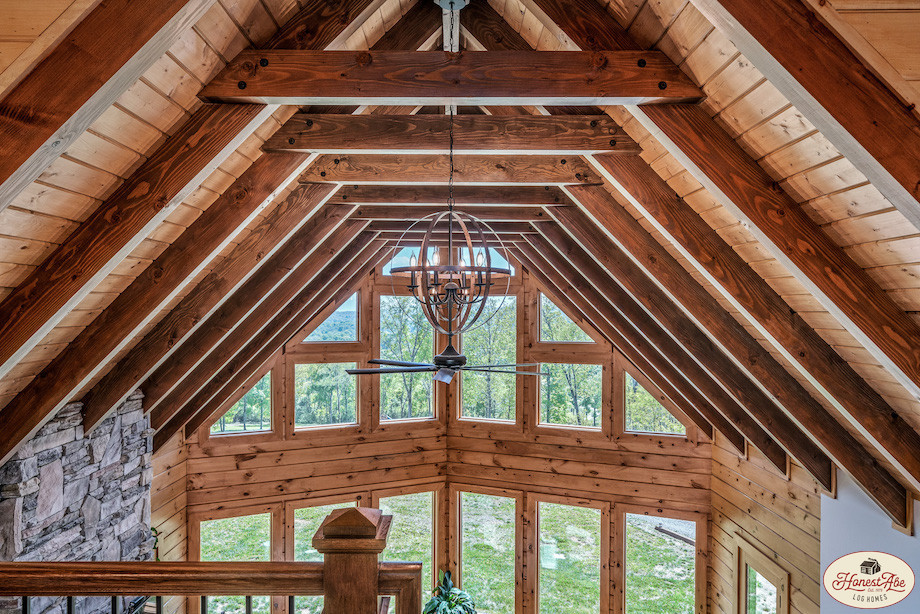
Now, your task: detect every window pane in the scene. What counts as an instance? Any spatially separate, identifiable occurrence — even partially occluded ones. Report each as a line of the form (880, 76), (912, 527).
(304, 293), (357, 342)
(625, 514), (696, 614)
(624, 374), (685, 435)
(293, 503), (356, 614)
(384, 246), (420, 276)
(379, 492), (435, 598)
(538, 502), (601, 614)
(460, 493), (515, 614)
(200, 513), (271, 614)
(293, 363), (357, 427)
(539, 364), (603, 428)
(211, 372), (271, 435)
(746, 566), (777, 614)
(540, 294), (592, 343)
(380, 295), (434, 420)
(462, 296), (516, 421)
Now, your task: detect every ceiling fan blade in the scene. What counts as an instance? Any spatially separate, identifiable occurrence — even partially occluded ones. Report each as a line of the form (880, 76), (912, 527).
(368, 359), (434, 367)
(462, 367), (549, 376)
(433, 368), (456, 384)
(347, 366), (437, 375)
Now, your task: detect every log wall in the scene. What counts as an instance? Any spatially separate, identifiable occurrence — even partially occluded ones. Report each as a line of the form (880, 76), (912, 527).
(152, 431), (189, 614)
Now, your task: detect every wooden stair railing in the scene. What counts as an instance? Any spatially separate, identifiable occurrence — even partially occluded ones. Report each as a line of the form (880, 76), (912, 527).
(0, 561), (421, 614)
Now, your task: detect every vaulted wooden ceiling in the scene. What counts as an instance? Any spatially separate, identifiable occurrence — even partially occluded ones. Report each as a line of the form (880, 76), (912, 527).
(0, 0), (918, 528)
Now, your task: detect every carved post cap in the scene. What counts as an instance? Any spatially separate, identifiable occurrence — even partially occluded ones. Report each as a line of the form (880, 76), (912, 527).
(312, 507), (392, 554)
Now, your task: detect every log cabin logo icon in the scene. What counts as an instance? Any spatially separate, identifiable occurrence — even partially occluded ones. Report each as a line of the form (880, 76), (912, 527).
(824, 551), (914, 609)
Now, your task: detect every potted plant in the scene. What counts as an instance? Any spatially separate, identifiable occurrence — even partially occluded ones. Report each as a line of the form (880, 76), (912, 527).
(423, 570), (476, 614)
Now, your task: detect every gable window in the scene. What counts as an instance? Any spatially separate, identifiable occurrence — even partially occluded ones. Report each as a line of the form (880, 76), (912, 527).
(200, 512), (272, 614)
(539, 293), (593, 343)
(379, 295), (434, 420)
(624, 372), (686, 435)
(459, 491), (516, 613)
(210, 372), (271, 435)
(539, 363), (603, 428)
(292, 501), (357, 614)
(537, 501), (602, 613)
(293, 362), (357, 428)
(461, 296), (517, 422)
(625, 513), (696, 613)
(304, 293), (358, 342)
(378, 491), (436, 597)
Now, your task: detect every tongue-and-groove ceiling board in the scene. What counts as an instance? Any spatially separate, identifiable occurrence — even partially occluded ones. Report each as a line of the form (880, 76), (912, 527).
(0, 0), (917, 527)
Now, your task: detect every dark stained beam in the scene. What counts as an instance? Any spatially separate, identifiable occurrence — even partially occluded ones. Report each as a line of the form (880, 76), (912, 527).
(143, 211), (363, 418)
(509, 248), (716, 441)
(637, 103), (920, 403)
(0, 0), (213, 213)
(0, 152), (314, 464)
(349, 205), (553, 221)
(264, 114), (638, 154)
(692, 0), (920, 230)
(0, 104), (271, 387)
(300, 154), (598, 184)
(367, 221), (535, 235)
(155, 238), (388, 448)
(552, 196), (910, 523)
(200, 50), (702, 105)
(332, 185), (572, 206)
(589, 158), (920, 496)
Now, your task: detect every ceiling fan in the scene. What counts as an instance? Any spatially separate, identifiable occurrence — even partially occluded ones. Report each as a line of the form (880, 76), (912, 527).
(348, 342), (546, 384)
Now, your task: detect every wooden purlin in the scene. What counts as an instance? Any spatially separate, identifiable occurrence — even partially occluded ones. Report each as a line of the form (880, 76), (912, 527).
(0, 0), (214, 214)
(330, 185), (572, 206)
(80, 0), (440, 430)
(144, 210), (363, 420)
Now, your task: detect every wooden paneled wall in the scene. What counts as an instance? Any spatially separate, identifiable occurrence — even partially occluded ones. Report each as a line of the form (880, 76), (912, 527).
(708, 433), (822, 614)
(152, 430), (190, 614)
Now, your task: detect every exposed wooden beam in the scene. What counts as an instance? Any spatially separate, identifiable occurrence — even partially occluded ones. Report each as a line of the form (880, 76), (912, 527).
(199, 50), (702, 105)
(0, 152), (314, 465)
(299, 154), (598, 184)
(587, 159), (920, 495)
(514, 242), (751, 455)
(532, 223), (831, 486)
(181, 242), (389, 439)
(635, 103), (920, 402)
(80, 0), (440, 429)
(331, 185), (572, 206)
(0, 104), (271, 386)
(81, 183), (340, 429)
(144, 211), (363, 418)
(155, 238), (388, 448)
(264, 114), (638, 154)
(0, 0), (214, 213)
(510, 248), (716, 441)
(552, 196), (909, 522)
(367, 221), (535, 235)
(349, 205), (553, 221)
(691, 0), (920, 230)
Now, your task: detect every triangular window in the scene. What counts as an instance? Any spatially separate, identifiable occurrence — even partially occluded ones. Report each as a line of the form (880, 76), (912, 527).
(304, 293), (358, 342)
(624, 373), (685, 435)
(210, 372), (271, 435)
(539, 293), (593, 343)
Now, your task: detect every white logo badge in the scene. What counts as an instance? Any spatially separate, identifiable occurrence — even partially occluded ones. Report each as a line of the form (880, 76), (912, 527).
(823, 551), (914, 609)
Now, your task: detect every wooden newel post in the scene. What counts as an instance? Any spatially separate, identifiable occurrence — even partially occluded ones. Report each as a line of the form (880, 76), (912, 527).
(313, 507), (392, 613)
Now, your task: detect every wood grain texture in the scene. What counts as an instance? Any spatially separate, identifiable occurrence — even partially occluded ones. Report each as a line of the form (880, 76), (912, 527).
(264, 114), (637, 154)
(460, 0), (531, 51)
(349, 205), (553, 221)
(370, 0), (441, 52)
(266, 0), (377, 50)
(588, 159), (918, 514)
(81, 182), (339, 430)
(523, 232), (792, 475)
(330, 185), (572, 206)
(640, 103), (920, 403)
(0, 103), (268, 418)
(299, 154), (598, 184)
(692, 0), (920, 231)
(199, 50), (703, 105)
(0, 151), (310, 469)
(144, 211), (362, 419)
(0, 0), (213, 213)
(526, 0), (641, 51)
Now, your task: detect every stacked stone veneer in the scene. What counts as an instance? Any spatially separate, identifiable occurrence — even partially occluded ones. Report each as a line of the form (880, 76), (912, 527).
(0, 391), (154, 614)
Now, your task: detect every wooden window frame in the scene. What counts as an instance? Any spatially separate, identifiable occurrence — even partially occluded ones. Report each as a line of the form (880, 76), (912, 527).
(190, 502), (284, 563)
(296, 290), (362, 346)
(736, 535), (790, 614)
(284, 494), (362, 562)
(286, 354), (365, 437)
(530, 356), (613, 440)
(618, 358), (695, 440)
(535, 291), (606, 346)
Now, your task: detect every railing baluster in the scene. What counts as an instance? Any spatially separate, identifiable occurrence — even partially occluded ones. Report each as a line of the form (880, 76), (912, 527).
(111, 596), (121, 614)
(200, 596), (208, 614)
(244, 596), (252, 614)
(155, 596), (163, 614)
(21, 597), (29, 614)
(66, 596), (75, 614)
(287, 595), (294, 614)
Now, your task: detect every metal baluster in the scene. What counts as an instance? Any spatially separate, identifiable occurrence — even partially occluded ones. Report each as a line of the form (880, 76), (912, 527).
(66, 597), (75, 614)
(244, 597), (252, 614)
(200, 596), (208, 614)
(20, 597), (29, 614)
(287, 596), (294, 614)
(111, 596), (121, 614)
(155, 596), (163, 614)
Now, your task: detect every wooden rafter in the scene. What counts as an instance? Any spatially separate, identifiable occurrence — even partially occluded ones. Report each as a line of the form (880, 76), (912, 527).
(0, 152), (315, 465)
(349, 205), (552, 221)
(635, 104), (920, 403)
(512, 243), (749, 454)
(0, 0), (214, 213)
(299, 154), (598, 184)
(330, 185), (572, 206)
(691, 0), (920, 231)
(0, 104), (271, 387)
(264, 114), (638, 154)
(144, 211), (363, 418)
(586, 158), (920, 495)
(199, 50), (702, 105)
